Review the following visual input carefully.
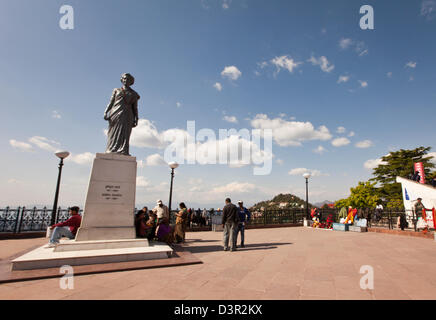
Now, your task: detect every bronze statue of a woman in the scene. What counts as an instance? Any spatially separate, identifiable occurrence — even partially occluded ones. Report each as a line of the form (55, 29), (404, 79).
(104, 73), (140, 156)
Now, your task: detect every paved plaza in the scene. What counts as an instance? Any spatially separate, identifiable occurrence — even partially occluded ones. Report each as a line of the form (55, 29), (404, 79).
(1, 227), (436, 300)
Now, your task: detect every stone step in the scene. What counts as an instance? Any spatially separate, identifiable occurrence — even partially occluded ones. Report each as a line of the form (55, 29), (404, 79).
(54, 238), (149, 252)
(12, 241), (172, 270)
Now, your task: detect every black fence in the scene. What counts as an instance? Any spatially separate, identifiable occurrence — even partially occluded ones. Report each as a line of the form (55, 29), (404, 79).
(0, 206), (427, 234)
(0, 207), (76, 234)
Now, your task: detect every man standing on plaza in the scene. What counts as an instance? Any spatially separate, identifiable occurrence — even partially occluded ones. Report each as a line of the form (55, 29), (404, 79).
(235, 200), (251, 248)
(153, 200), (169, 225)
(222, 198), (240, 252)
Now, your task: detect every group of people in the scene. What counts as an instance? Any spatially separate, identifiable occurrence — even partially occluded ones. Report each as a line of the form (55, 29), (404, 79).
(135, 200), (188, 244)
(46, 197), (252, 250)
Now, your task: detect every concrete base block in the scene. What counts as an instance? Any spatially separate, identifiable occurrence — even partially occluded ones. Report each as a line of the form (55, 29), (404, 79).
(12, 240), (172, 271)
(54, 238), (149, 252)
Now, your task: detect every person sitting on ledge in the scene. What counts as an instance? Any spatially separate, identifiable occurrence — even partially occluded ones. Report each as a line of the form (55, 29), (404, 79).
(135, 207), (148, 238)
(156, 217), (173, 244)
(48, 206), (82, 248)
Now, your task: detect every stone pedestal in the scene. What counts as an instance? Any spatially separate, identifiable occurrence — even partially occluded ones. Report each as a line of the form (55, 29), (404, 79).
(11, 152), (174, 271)
(76, 153), (137, 241)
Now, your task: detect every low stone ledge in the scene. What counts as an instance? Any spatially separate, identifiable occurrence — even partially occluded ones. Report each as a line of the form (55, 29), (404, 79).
(368, 227), (434, 239)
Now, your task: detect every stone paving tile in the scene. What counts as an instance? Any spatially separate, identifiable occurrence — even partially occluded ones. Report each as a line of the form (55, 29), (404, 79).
(261, 284), (300, 300)
(1, 227), (436, 299)
(300, 280), (336, 298)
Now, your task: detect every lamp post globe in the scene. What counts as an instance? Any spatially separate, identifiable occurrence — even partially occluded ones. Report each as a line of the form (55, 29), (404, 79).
(55, 151), (70, 160)
(168, 162), (179, 216)
(50, 151), (70, 226)
(169, 162), (179, 170)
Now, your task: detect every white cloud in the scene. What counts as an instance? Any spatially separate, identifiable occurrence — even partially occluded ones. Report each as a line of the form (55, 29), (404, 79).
(276, 159), (284, 165)
(348, 131), (355, 137)
(337, 75), (350, 84)
(313, 145), (327, 154)
(9, 139), (33, 152)
(339, 38), (368, 56)
(421, 1), (436, 19)
(250, 114), (332, 147)
(213, 82), (222, 91)
(52, 110), (61, 119)
(130, 119), (166, 149)
(7, 178), (22, 184)
(221, 66), (242, 81)
(222, 0), (231, 9)
(331, 137), (350, 147)
(355, 140), (374, 149)
(212, 181), (257, 194)
(339, 38), (353, 49)
(364, 158), (386, 170)
(405, 61), (417, 68)
(145, 153), (167, 166)
(358, 80), (368, 88)
(176, 102), (182, 108)
(270, 55), (303, 74)
(336, 126), (346, 134)
(355, 41), (368, 56)
(307, 55), (334, 73)
(68, 152), (94, 165)
(28, 136), (60, 152)
(223, 115), (238, 124)
(427, 152), (436, 164)
(136, 176), (151, 188)
(387, 72), (393, 78)
(288, 168), (327, 177)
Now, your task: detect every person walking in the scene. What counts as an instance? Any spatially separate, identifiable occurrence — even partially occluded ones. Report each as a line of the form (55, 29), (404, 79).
(222, 198), (239, 252)
(235, 201), (251, 248)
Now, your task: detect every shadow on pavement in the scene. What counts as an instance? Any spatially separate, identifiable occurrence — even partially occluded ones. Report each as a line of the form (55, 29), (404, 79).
(184, 242), (292, 253)
(185, 239), (221, 243)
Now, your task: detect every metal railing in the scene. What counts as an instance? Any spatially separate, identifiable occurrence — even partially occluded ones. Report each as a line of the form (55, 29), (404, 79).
(0, 206), (80, 234)
(0, 206), (427, 234)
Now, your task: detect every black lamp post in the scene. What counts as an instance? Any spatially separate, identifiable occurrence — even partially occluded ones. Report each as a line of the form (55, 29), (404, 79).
(50, 151), (70, 226)
(303, 172), (311, 220)
(168, 162), (179, 214)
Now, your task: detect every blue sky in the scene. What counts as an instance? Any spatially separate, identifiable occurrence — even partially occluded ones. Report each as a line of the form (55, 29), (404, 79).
(1, 0), (436, 209)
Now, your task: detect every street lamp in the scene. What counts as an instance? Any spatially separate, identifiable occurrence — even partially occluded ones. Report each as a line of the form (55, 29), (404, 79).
(50, 151), (70, 226)
(303, 172), (311, 220)
(168, 162), (179, 214)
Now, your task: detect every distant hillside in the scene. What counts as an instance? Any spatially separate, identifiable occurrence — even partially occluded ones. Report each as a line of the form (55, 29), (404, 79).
(250, 193), (313, 211)
(313, 200), (334, 208)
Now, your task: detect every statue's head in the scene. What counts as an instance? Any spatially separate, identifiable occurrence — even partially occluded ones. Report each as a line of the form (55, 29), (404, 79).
(120, 73), (135, 87)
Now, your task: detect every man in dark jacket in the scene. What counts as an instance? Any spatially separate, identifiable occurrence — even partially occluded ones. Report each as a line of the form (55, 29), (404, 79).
(222, 198), (240, 252)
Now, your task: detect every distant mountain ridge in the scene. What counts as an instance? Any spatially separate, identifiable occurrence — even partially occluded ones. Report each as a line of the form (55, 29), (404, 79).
(250, 193), (313, 211)
(313, 200), (334, 208)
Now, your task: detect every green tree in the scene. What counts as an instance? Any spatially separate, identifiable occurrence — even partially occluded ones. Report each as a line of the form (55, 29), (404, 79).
(335, 181), (379, 208)
(370, 147), (435, 204)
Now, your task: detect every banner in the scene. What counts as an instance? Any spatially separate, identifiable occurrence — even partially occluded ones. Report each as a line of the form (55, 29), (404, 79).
(414, 162), (426, 184)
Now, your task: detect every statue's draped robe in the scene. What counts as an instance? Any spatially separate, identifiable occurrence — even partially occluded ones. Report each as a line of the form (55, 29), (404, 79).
(104, 87), (139, 155)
